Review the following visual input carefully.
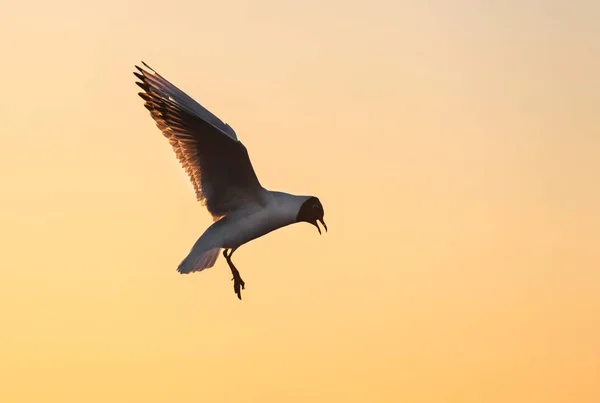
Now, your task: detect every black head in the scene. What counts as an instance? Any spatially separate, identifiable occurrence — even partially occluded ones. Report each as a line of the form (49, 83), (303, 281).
(296, 196), (327, 235)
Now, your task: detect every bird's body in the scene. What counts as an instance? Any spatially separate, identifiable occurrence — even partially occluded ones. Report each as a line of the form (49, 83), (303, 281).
(134, 62), (327, 299)
(177, 191), (311, 274)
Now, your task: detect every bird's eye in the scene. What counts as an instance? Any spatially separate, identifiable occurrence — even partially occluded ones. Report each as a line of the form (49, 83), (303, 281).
(313, 204), (319, 211)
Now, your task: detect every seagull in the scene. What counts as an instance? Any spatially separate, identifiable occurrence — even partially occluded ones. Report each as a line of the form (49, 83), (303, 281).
(134, 62), (327, 300)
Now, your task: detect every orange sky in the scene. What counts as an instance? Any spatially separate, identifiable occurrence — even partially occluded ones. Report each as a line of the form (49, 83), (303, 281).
(1, 1), (599, 402)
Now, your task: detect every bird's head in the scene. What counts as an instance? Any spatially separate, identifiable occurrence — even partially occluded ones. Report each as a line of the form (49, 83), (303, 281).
(296, 196), (327, 235)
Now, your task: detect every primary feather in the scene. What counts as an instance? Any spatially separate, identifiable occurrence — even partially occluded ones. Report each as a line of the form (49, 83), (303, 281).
(134, 62), (265, 218)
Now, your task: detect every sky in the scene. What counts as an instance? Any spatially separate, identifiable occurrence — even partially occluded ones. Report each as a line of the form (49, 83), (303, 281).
(1, 0), (599, 402)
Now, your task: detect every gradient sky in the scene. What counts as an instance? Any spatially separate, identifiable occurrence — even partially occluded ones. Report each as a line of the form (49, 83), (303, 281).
(1, 1), (599, 402)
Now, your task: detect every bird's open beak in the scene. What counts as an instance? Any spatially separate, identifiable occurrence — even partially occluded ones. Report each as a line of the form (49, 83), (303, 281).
(317, 218), (327, 234)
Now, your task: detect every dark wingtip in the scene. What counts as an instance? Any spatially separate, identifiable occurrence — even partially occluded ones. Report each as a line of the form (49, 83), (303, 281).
(136, 81), (149, 92)
(138, 92), (152, 101)
(133, 72), (144, 81)
(141, 61), (157, 74)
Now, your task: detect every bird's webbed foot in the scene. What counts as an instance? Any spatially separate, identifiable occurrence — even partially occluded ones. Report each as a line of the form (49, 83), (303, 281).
(223, 249), (245, 300)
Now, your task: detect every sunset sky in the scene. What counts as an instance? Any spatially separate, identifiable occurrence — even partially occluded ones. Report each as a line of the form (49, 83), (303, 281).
(1, 0), (599, 402)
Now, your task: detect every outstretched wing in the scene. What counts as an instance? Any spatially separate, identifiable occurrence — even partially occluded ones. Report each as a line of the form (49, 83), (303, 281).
(134, 62), (265, 217)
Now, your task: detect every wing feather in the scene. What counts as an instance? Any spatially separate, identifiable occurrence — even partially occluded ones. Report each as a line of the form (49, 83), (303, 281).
(134, 62), (264, 217)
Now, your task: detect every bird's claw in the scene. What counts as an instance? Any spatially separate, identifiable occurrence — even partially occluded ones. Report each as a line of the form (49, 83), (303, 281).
(232, 273), (245, 300)
(224, 250), (245, 300)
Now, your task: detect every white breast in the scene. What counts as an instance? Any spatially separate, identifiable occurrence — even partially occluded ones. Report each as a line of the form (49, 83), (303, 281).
(213, 191), (310, 249)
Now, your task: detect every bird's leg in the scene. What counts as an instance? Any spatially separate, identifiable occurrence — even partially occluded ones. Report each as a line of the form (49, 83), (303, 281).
(223, 249), (245, 300)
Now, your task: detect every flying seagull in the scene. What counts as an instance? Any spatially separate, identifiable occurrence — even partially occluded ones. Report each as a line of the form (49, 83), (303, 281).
(134, 62), (327, 299)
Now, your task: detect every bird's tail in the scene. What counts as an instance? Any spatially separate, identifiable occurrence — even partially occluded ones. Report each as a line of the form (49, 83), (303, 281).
(177, 247), (221, 274)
